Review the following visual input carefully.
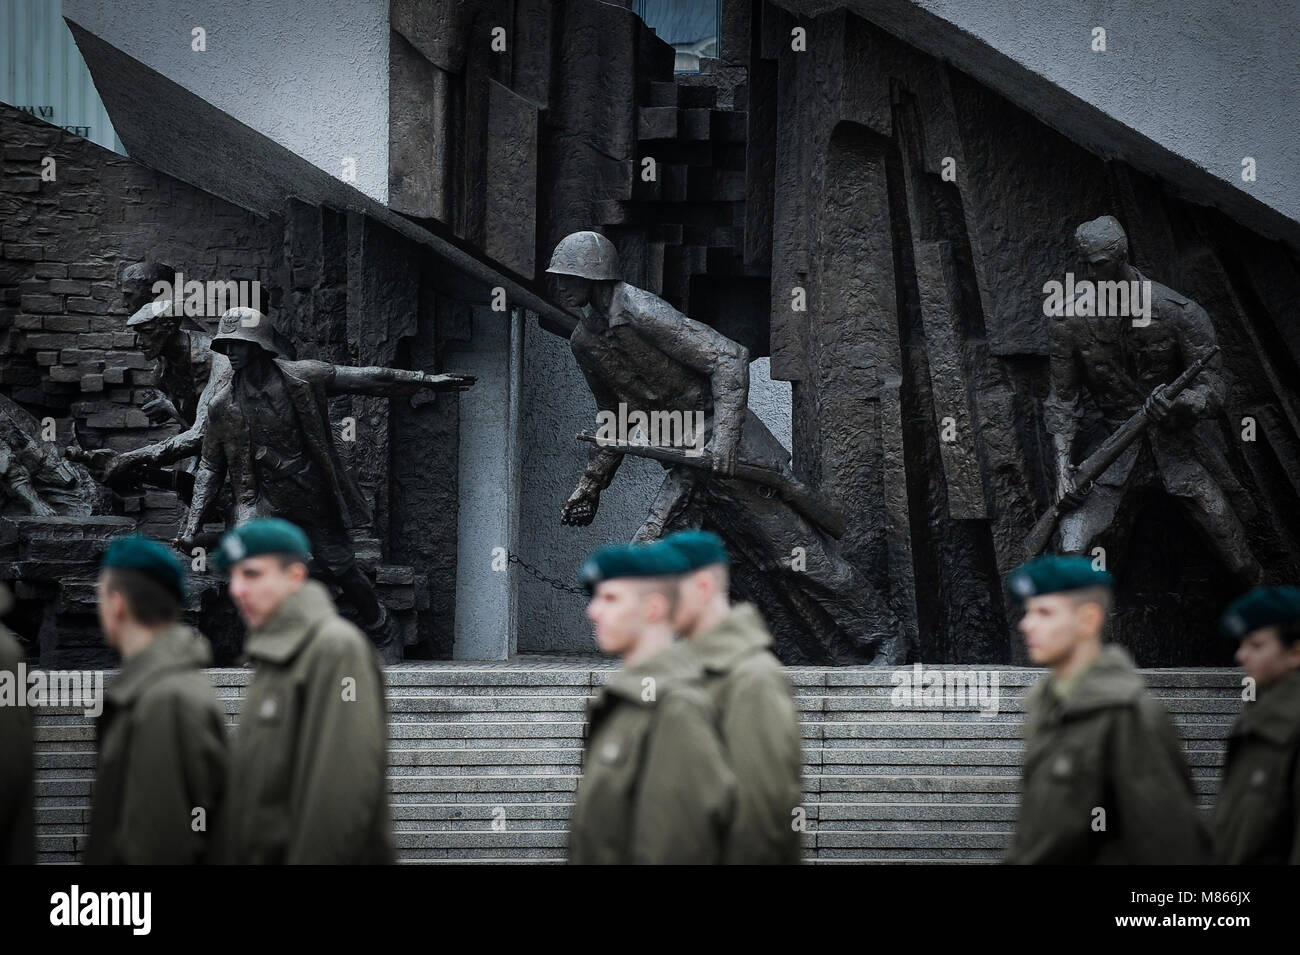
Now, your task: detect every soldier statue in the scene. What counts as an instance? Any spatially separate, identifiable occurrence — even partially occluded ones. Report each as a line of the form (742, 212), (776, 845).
(178, 307), (475, 661)
(1045, 215), (1261, 584)
(100, 299), (232, 481)
(549, 230), (903, 664)
(100, 262), (237, 480)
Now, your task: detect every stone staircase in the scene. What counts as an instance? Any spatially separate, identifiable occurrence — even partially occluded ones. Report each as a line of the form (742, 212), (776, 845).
(32, 662), (1243, 863)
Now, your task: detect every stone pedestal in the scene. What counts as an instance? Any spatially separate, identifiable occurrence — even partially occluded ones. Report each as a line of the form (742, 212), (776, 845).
(0, 515), (135, 667)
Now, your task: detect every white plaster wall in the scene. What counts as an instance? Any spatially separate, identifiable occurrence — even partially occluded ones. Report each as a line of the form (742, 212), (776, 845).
(63, 0), (389, 203)
(910, 0), (1299, 225)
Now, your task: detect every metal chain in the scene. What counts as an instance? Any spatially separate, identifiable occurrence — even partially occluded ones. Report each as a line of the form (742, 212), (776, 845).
(508, 552), (587, 596)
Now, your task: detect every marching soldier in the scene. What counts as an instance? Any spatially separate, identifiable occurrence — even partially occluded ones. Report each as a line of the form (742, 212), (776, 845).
(1004, 555), (1209, 864)
(568, 540), (736, 864)
(0, 584), (34, 864)
(86, 535), (227, 864)
(1212, 586), (1300, 864)
(215, 518), (395, 864)
(658, 529), (804, 864)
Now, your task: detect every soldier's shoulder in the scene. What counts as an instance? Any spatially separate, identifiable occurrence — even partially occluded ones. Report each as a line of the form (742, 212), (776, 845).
(305, 612), (374, 662)
(611, 282), (680, 326)
(728, 649), (792, 692)
(1144, 276), (1198, 312)
(613, 281), (661, 310)
(135, 669), (222, 721)
(1051, 308), (1092, 334)
(1114, 682), (1176, 737)
(209, 350), (232, 377)
(209, 379), (235, 409)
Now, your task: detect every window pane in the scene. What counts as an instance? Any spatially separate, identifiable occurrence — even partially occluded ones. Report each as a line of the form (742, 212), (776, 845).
(635, 0), (720, 73)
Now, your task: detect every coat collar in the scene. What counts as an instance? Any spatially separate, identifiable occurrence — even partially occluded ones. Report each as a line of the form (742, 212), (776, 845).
(688, 603), (773, 673)
(1029, 644), (1146, 719)
(243, 579), (335, 665)
(106, 624), (212, 706)
(1232, 670), (1300, 746)
(598, 639), (707, 707)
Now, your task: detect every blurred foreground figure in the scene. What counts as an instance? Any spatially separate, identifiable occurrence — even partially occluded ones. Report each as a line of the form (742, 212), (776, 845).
(659, 530), (803, 864)
(1004, 555), (1209, 864)
(568, 540), (735, 864)
(216, 518), (395, 865)
(0, 584), (34, 864)
(1213, 587), (1300, 864)
(87, 535), (226, 864)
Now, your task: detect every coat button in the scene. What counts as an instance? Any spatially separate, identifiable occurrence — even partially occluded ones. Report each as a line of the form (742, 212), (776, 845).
(1250, 768), (1267, 787)
(1051, 755), (1072, 777)
(600, 741), (620, 762)
(259, 697), (278, 720)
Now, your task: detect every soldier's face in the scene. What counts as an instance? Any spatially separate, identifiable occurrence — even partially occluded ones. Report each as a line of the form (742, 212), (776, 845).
(228, 555), (307, 630)
(553, 274), (591, 310)
(1018, 595), (1095, 666)
(135, 321), (178, 360)
(96, 573), (125, 648)
(224, 341), (260, 371)
(1235, 627), (1300, 689)
(120, 278), (152, 311)
(1084, 252), (1123, 282)
(586, 579), (653, 657)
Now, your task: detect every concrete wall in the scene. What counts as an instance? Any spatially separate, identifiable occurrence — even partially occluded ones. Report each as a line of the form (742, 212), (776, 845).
(62, 0), (389, 203)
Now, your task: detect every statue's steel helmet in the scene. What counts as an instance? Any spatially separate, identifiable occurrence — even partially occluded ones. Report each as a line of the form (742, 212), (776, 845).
(545, 231), (621, 281)
(211, 307), (283, 358)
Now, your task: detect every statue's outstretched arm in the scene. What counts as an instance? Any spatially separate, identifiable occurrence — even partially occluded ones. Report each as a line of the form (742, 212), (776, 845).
(324, 364), (476, 397)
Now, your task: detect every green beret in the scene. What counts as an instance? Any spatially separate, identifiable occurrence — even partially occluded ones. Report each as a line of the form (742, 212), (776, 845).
(1006, 555), (1112, 601)
(102, 534), (188, 600)
(213, 518), (312, 572)
(660, 529), (730, 571)
(1220, 586), (1300, 641)
(579, 540), (690, 595)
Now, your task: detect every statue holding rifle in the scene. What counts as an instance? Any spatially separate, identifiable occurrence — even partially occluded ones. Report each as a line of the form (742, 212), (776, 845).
(549, 231), (904, 665)
(1040, 215), (1261, 582)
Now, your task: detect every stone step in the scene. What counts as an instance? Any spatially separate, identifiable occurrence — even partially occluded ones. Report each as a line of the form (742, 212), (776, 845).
(25, 740), (1238, 773)
(27, 698), (1248, 722)
(31, 718), (1235, 746)
(30, 665), (1245, 864)
(191, 664), (1240, 687)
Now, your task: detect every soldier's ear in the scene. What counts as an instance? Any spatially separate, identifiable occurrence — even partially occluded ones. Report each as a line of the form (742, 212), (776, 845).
(1076, 599), (1106, 636)
(644, 590), (671, 624)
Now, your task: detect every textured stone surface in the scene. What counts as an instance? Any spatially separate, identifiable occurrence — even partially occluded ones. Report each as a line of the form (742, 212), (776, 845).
(765, 12), (1300, 664)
